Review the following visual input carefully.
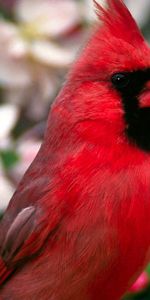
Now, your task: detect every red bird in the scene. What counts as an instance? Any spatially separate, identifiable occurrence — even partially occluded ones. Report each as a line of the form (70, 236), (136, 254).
(0, 1), (150, 299)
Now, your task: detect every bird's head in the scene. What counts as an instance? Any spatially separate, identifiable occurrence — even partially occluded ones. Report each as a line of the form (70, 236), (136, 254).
(50, 0), (150, 152)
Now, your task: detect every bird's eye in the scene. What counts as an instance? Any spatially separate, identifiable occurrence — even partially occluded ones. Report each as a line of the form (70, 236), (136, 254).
(111, 73), (130, 89)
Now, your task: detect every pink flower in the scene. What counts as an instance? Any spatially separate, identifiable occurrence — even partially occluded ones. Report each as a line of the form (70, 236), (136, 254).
(129, 271), (149, 293)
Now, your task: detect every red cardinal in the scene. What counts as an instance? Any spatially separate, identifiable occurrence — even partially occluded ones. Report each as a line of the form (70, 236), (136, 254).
(0, 1), (150, 299)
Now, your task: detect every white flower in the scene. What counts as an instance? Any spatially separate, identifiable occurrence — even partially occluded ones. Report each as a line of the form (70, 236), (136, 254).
(15, 0), (80, 67)
(0, 0), (82, 120)
(30, 40), (74, 68)
(0, 162), (15, 211)
(0, 21), (31, 88)
(0, 104), (19, 143)
(16, 0), (81, 38)
(0, 175), (15, 211)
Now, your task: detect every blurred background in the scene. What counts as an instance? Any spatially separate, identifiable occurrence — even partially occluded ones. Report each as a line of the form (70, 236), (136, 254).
(0, 0), (150, 299)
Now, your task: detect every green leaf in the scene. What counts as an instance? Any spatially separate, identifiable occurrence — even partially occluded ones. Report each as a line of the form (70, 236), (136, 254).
(146, 264), (150, 276)
(0, 149), (20, 170)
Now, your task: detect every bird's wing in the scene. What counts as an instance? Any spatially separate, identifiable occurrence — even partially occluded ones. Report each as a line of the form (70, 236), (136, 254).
(0, 202), (61, 286)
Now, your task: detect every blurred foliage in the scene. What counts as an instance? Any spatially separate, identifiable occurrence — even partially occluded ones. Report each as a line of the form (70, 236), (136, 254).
(0, 149), (20, 169)
(124, 286), (150, 300)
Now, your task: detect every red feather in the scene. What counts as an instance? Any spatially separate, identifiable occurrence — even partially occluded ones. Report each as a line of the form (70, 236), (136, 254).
(0, 1), (150, 299)
(94, 0), (144, 46)
(0, 258), (11, 286)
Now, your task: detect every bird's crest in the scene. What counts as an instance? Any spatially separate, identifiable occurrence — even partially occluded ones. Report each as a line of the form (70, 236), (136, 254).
(94, 0), (145, 47)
